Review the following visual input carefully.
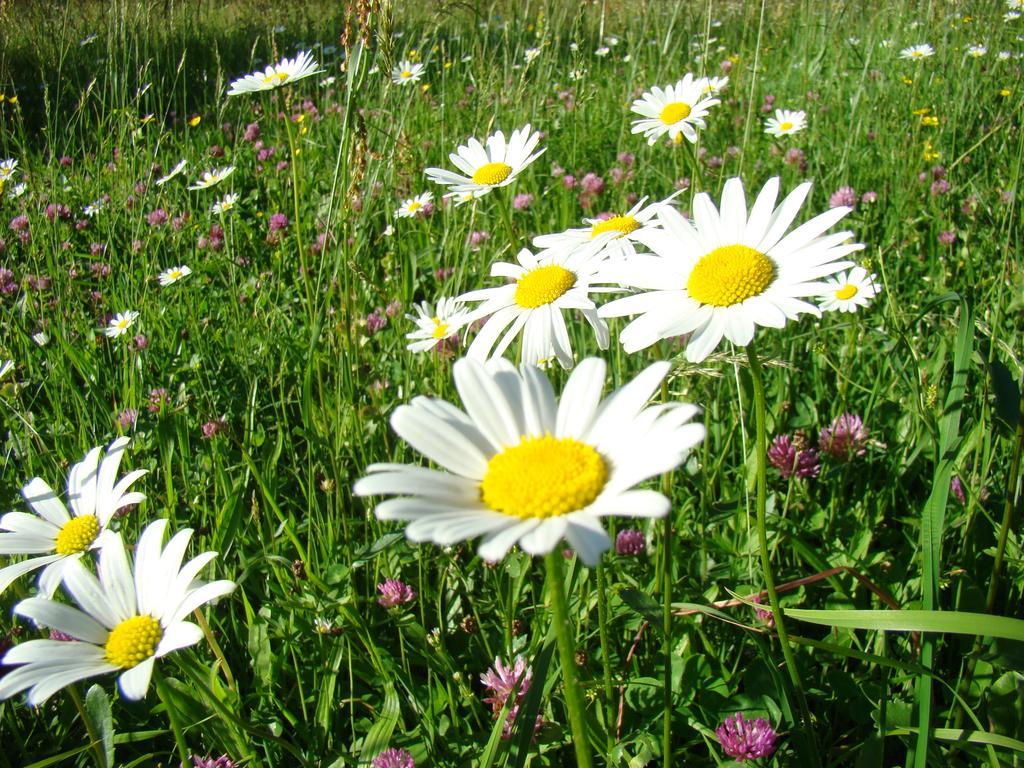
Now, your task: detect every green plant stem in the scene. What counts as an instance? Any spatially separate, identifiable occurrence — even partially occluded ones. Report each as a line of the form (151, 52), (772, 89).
(154, 671), (190, 767)
(746, 341), (820, 766)
(67, 684), (107, 768)
(194, 608), (236, 692)
(281, 95), (313, 317)
(494, 187), (519, 249)
(985, 392), (1024, 613)
(595, 560), (615, 753)
(545, 550), (593, 768)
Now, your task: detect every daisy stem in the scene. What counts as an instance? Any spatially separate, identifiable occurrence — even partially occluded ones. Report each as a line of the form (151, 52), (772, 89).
(595, 560), (615, 751)
(495, 187), (519, 248)
(154, 671), (190, 767)
(282, 99), (313, 318)
(745, 341), (820, 766)
(194, 607), (236, 692)
(544, 550), (593, 768)
(67, 684), (107, 768)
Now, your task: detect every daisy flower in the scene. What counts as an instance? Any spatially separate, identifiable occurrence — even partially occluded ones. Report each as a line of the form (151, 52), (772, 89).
(396, 191), (433, 218)
(966, 44), (987, 58)
(425, 125), (545, 203)
(155, 159), (188, 186)
(211, 193), (238, 215)
(158, 265), (192, 287)
(0, 519), (235, 704)
(226, 50), (322, 95)
(817, 266), (879, 313)
(188, 166), (235, 191)
(763, 109), (807, 137)
(392, 60), (425, 85)
(353, 356), (705, 565)
(0, 158), (17, 183)
(630, 74), (720, 146)
(406, 297), (470, 352)
(83, 199), (105, 217)
(900, 44), (935, 60)
(105, 311), (140, 338)
(699, 75), (729, 95)
(455, 246), (609, 369)
(598, 176), (863, 362)
(0, 438), (145, 597)
(7, 182), (26, 199)
(532, 194), (678, 263)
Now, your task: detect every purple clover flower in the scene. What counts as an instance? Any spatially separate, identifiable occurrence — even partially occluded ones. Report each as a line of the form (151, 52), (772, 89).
(716, 712), (778, 762)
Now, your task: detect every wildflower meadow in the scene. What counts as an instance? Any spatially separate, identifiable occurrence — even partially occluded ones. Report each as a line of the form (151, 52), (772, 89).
(1, 0), (1023, 765)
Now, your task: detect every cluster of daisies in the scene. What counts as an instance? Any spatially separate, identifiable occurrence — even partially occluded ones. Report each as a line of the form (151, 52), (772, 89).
(0, 438), (234, 704)
(360, 71), (880, 566)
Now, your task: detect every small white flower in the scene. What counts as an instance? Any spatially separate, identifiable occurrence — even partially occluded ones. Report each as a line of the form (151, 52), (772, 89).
(630, 74), (720, 146)
(383, 224), (395, 237)
(595, 46), (610, 57)
(524, 47), (541, 64)
(83, 199), (105, 217)
(227, 50), (322, 95)
(158, 266), (192, 287)
(0, 159), (18, 183)
(396, 191), (433, 218)
(966, 44), (987, 58)
(764, 109), (807, 137)
(392, 60), (425, 85)
(425, 125), (545, 203)
(105, 311), (139, 339)
(7, 182), (26, 199)
(155, 159), (187, 186)
(817, 266), (880, 313)
(32, 333), (49, 347)
(188, 166), (235, 191)
(405, 297), (470, 352)
(211, 193), (238, 215)
(900, 44), (935, 60)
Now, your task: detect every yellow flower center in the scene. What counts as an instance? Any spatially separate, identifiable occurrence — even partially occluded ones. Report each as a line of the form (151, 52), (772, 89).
(660, 101), (692, 124)
(54, 515), (100, 555)
(408, 201), (422, 212)
(104, 615), (163, 669)
(471, 162), (513, 186)
(401, 70), (413, 78)
(779, 121), (794, 131)
(911, 51), (923, 57)
(514, 265), (576, 308)
(591, 215), (640, 239)
(480, 435), (608, 518)
(835, 284), (858, 300)
(686, 245), (776, 307)
(263, 71), (290, 85)
(431, 318), (450, 338)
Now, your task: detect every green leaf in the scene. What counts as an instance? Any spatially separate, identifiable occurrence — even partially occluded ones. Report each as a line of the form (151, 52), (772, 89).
(84, 684), (115, 768)
(786, 608), (1024, 641)
(618, 588), (661, 626)
(988, 358), (1021, 436)
(358, 682), (400, 761)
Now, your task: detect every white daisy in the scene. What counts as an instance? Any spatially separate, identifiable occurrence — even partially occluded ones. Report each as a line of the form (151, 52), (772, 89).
(699, 75), (729, 95)
(396, 191), (434, 218)
(188, 167), (234, 191)
(0, 519), (235, 704)
(105, 311), (139, 339)
(83, 199), (105, 217)
(531, 194), (678, 263)
(1005, 10), (1021, 20)
(425, 125), (545, 203)
(817, 266), (879, 313)
(406, 297), (470, 352)
(456, 247), (609, 369)
(32, 333), (49, 347)
(900, 44), (935, 60)
(158, 266), (192, 287)
(763, 109), (807, 137)
(0, 158), (17, 183)
(598, 176), (863, 362)
(524, 48), (542, 64)
(0, 438), (145, 597)
(966, 44), (987, 58)
(155, 159), (187, 186)
(353, 357), (705, 565)
(630, 74), (720, 146)
(211, 193), (238, 215)
(392, 60), (425, 85)
(226, 50), (322, 95)
(7, 182), (26, 199)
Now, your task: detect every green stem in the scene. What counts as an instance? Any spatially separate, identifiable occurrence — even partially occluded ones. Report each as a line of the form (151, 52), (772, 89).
(154, 671), (190, 767)
(745, 341), (820, 766)
(595, 560), (615, 753)
(494, 187), (519, 249)
(67, 684), (107, 768)
(985, 392), (1024, 613)
(545, 551), (593, 768)
(281, 98), (313, 317)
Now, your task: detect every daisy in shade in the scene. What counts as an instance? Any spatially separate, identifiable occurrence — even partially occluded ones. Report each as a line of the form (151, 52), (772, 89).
(396, 191), (433, 218)
(425, 125), (545, 203)
(188, 166), (235, 191)
(817, 266), (879, 313)
(0, 158), (18, 183)
(211, 193), (238, 215)
(630, 74), (720, 146)
(455, 246), (609, 369)
(155, 159), (187, 186)
(226, 50), (322, 95)
(900, 44), (935, 60)
(406, 297), (470, 352)
(598, 176), (863, 362)
(353, 357), (705, 565)
(0, 438), (145, 597)
(0, 519), (235, 704)
(392, 60), (426, 85)
(532, 193), (679, 263)
(158, 265), (192, 286)
(764, 109), (807, 137)
(105, 311), (140, 339)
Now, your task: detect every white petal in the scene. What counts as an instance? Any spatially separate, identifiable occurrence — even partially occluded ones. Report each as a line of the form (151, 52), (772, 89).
(117, 657), (155, 700)
(518, 517), (568, 557)
(15, 598), (109, 644)
(556, 358), (606, 438)
(563, 515), (611, 566)
(20, 479), (70, 526)
(155, 621), (203, 657)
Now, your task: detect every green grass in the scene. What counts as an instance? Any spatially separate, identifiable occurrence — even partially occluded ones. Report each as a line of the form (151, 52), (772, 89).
(1, 0), (1023, 765)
